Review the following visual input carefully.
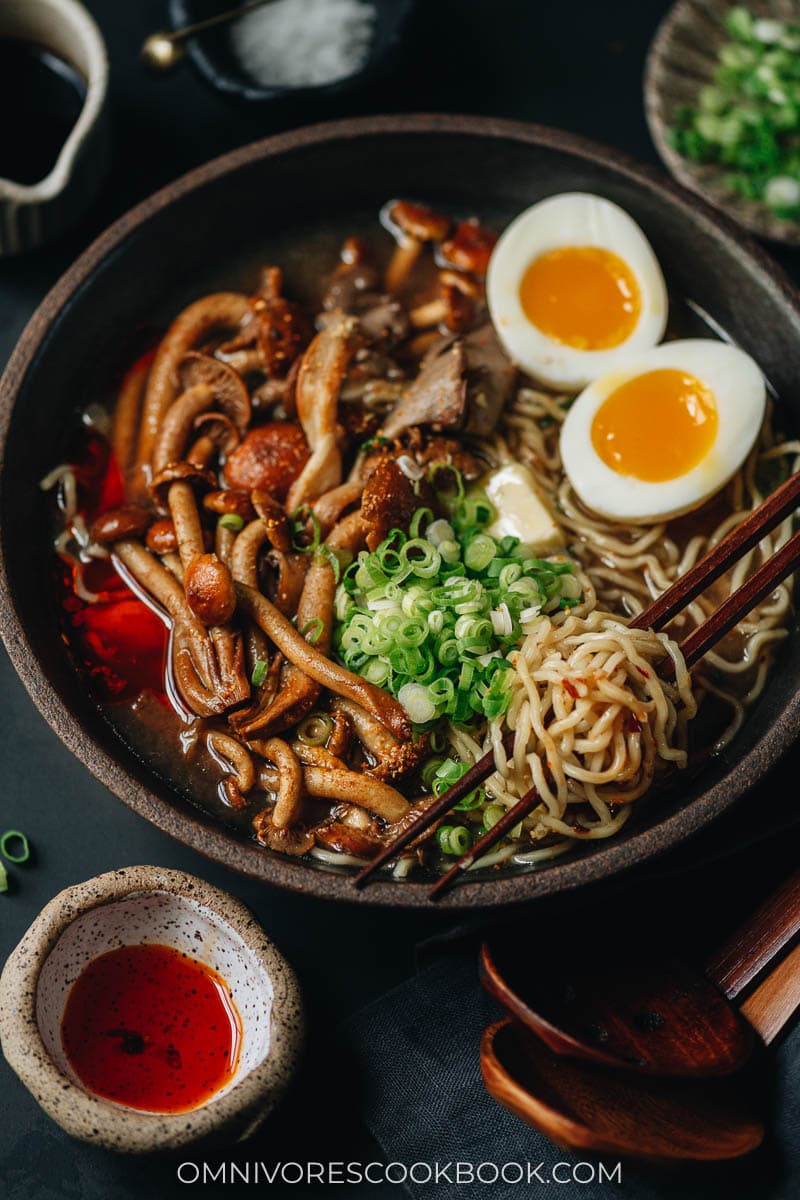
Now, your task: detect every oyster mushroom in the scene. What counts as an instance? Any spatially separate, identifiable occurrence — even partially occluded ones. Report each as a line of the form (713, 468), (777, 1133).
(332, 699), (430, 782)
(285, 313), (361, 512)
(257, 737), (304, 829)
(231, 510), (365, 739)
(384, 200), (451, 294)
(257, 761), (409, 823)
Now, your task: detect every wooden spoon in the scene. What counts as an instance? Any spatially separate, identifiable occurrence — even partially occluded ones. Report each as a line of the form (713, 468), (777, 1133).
(480, 867), (800, 1077)
(480, 941), (800, 1163)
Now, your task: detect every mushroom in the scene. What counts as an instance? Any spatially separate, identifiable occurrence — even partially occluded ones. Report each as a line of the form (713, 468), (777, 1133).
(146, 517), (178, 555)
(187, 412), (241, 469)
(409, 275), (477, 333)
(134, 292), (250, 475)
(151, 353), (250, 474)
(257, 738), (304, 829)
(257, 762), (409, 823)
(89, 505), (151, 545)
(232, 509), (366, 739)
(380, 340), (467, 439)
(224, 422), (310, 501)
(314, 821), (382, 859)
(204, 489), (255, 523)
(285, 313), (361, 512)
(112, 353), (150, 483)
(331, 699), (430, 782)
(236, 580), (411, 742)
(114, 539), (249, 717)
(311, 481), (363, 537)
(149, 461), (215, 571)
(206, 730), (255, 794)
(252, 809), (314, 857)
(361, 457), (419, 552)
(439, 219), (498, 277)
(384, 200), (451, 294)
(184, 553), (237, 626)
(252, 269), (312, 378)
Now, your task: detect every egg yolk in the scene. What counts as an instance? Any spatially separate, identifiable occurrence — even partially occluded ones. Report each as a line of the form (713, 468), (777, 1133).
(519, 245), (641, 350)
(591, 368), (718, 483)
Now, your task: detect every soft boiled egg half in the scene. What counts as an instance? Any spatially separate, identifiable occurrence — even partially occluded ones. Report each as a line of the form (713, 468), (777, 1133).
(486, 193), (668, 390)
(560, 339), (766, 523)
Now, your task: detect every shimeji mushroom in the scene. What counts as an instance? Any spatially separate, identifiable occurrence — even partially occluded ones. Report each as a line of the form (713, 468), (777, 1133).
(383, 200), (451, 294)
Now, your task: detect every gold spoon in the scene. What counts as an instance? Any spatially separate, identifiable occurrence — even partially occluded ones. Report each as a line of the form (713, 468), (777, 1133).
(141, 0), (276, 73)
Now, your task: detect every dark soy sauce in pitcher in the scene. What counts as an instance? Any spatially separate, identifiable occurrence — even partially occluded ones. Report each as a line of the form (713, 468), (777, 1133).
(0, 38), (86, 185)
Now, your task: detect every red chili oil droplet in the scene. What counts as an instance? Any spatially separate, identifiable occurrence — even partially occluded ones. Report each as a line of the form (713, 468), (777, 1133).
(61, 944), (243, 1114)
(54, 430), (168, 703)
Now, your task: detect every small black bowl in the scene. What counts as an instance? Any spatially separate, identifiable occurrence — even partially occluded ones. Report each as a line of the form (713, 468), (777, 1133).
(169, 0), (415, 104)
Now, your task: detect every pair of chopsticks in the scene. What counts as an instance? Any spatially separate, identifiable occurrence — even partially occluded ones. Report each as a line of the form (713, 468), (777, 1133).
(354, 470), (800, 899)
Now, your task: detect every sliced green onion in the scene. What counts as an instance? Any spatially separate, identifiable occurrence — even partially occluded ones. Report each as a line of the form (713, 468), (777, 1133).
(297, 712), (334, 746)
(484, 804), (506, 830)
(219, 512), (245, 533)
(251, 659), (269, 687)
(398, 682), (436, 724)
(0, 830), (30, 864)
(291, 505), (321, 553)
(0, 862), (6, 892)
(409, 507), (433, 538)
(302, 617), (324, 644)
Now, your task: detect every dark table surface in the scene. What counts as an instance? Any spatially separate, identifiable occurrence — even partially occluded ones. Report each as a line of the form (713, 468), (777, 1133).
(1, 2), (799, 1198)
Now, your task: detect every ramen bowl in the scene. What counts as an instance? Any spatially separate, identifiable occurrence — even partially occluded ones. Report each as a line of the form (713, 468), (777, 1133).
(0, 866), (303, 1152)
(0, 116), (798, 909)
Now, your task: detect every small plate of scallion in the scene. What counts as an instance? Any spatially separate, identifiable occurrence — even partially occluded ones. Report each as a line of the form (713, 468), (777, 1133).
(646, 1), (800, 245)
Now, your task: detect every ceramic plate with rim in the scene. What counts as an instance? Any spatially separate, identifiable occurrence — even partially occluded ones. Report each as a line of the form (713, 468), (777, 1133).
(0, 115), (799, 909)
(645, 0), (800, 246)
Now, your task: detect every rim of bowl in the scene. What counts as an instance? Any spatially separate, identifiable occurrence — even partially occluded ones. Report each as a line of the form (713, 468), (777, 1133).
(0, 866), (303, 1153)
(0, 114), (798, 910)
(0, 0), (108, 203)
(644, 0), (800, 247)
(168, 0), (415, 104)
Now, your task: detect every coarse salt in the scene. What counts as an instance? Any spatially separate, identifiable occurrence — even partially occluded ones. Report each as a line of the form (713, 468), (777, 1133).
(230, 0), (376, 89)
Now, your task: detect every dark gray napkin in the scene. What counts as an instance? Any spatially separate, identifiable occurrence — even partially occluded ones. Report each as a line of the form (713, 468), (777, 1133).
(340, 756), (800, 1200)
(341, 944), (799, 1200)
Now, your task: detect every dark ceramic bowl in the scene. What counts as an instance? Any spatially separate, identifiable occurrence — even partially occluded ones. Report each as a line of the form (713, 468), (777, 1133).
(1, 116), (799, 909)
(169, 0), (415, 104)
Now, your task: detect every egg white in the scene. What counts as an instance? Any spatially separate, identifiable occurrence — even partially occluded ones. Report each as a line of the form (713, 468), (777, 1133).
(486, 193), (668, 390)
(560, 339), (766, 524)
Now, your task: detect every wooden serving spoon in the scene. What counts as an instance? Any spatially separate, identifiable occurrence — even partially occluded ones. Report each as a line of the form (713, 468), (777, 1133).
(480, 867), (800, 1077)
(481, 941), (800, 1163)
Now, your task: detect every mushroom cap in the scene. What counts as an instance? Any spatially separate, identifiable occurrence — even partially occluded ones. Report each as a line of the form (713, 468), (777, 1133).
(178, 352), (251, 435)
(439, 219), (498, 278)
(184, 552), (237, 627)
(203, 489), (255, 521)
(149, 460), (216, 507)
(388, 199), (451, 243)
(191, 410), (241, 458)
(146, 517), (179, 555)
(89, 505), (151, 545)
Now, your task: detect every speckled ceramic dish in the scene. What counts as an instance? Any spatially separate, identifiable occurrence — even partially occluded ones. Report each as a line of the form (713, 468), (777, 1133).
(645, 0), (800, 246)
(0, 866), (303, 1152)
(0, 116), (799, 908)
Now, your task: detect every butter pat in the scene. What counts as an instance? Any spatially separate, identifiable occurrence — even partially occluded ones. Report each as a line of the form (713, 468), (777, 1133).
(485, 463), (565, 554)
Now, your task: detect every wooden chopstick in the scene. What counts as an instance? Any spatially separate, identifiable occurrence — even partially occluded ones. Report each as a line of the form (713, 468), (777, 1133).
(352, 730), (515, 888)
(428, 786), (540, 900)
(628, 470), (800, 633)
(355, 475), (800, 895)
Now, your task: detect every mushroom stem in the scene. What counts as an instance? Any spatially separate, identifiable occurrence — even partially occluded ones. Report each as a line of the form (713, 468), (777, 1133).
(236, 582), (411, 742)
(168, 481), (206, 571)
(113, 539), (190, 621)
(112, 356), (149, 483)
(134, 292), (250, 471)
(152, 383), (214, 473)
(207, 731), (255, 793)
(312, 481), (363, 535)
(259, 738), (303, 829)
(257, 762), (409, 823)
(385, 237), (421, 294)
(409, 297), (449, 329)
(231, 519), (268, 587)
